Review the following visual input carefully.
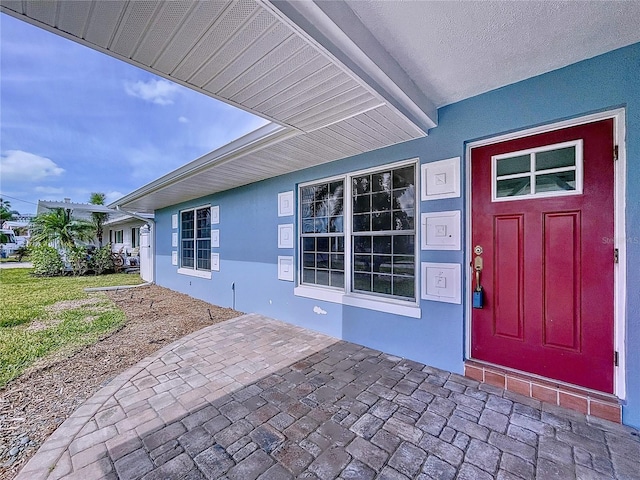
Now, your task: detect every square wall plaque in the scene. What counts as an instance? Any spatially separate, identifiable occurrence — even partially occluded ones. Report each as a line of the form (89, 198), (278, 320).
(211, 253), (220, 271)
(211, 229), (220, 248)
(421, 157), (461, 201)
(278, 224), (294, 249)
(278, 191), (294, 217)
(211, 205), (220, 224)
(421, 210), (461, 250)
(278, 256), (294, 281)
(421, 262), (461, 304)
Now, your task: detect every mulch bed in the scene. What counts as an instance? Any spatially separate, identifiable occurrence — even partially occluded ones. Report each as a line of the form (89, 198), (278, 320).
(0, 284), (241, 480)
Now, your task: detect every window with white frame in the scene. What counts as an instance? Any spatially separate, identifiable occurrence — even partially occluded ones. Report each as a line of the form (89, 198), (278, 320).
(181, 207), (211, 271)
(114, 230), (123, 244)
(492, 140), (583, 201)
(131, 227), (140, 248)
(299, 161), (417, 302)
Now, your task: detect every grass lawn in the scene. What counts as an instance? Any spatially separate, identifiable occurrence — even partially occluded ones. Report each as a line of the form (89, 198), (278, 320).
(0, 269), (143, 387)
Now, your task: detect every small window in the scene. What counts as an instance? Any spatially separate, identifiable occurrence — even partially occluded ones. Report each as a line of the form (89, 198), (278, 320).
(131, 227), (140, 248)
(181, 207), (210, 271)
(492, 140), (582, 201)
(114, 230), (123, 243)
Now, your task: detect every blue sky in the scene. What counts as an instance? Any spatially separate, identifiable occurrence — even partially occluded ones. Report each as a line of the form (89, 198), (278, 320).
(0, 14), (268, 214)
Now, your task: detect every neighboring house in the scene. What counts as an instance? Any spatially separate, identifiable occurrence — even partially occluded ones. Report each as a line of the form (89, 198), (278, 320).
(36, 199), (104, 224)
(6, 1), (640, 428)
(104, 212), (155, 282)
(36, 200), (154, 280)
(104, 212), (154, 254)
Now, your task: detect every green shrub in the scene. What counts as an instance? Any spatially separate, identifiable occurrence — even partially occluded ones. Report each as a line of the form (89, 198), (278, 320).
(67, 246), (89, 276)
(31, 245), (64, 276)
(89, 244), (115, 275)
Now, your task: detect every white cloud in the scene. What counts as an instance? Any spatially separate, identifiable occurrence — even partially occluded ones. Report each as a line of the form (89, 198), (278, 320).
(105, 191), (125, 204)
(124, 79), (180, 106)
(1, 150), (65, 182)
(178, 116), (189, 123)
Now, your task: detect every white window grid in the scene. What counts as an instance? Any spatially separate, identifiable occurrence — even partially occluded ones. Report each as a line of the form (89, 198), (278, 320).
(491, 140), (583, 202)
(180, 205), (211, 271)
(298, 159), (419, 304)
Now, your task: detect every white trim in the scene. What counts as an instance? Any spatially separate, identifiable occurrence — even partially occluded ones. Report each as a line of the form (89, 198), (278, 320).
(211, 229), (220, 248)
(421, 157), (461, 201)
(421, 262), (462, 304)
(178, 268), (212, 279)
(491, 140), (583, 202)
(178, 204), (213, 275)
(278, 224), (295, 249)
(278, 191), (294, 217)
(465, 108), (627, 399)
(297, 157), (420, 306)
(612, 110), (627, 400)
(211, 253), (220, 272)
(278, 256), (295, 281)
(294, 285), (421, 318)
(211, 206), (220, 225)
(421, 210), (461, 250)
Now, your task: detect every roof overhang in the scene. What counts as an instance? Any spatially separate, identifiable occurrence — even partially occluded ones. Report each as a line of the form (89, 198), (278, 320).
(4, 1), (640, 213)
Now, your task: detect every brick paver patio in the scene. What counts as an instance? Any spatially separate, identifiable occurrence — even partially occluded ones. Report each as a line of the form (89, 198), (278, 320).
(16, 314), (640, 479)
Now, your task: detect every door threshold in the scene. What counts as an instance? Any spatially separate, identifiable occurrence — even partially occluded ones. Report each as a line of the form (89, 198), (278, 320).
(465, 360), (621, 423)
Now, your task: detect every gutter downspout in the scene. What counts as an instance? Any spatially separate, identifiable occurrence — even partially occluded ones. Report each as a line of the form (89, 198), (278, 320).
(115, 206), (156, 283)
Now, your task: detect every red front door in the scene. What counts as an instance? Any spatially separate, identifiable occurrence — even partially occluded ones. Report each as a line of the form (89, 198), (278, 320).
(471, 119), (615, 393)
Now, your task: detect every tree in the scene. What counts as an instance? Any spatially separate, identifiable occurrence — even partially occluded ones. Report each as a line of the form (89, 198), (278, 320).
(0, 198), (13, 221)
(89, 192), (108, 247)
(30, 208), (95, 250)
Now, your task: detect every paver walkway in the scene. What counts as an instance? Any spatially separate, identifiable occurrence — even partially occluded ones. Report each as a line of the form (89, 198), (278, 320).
(17, 314), (640, 480)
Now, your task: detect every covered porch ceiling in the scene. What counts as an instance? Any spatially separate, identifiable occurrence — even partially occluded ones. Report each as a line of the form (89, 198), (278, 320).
(3, 0), (640, 213)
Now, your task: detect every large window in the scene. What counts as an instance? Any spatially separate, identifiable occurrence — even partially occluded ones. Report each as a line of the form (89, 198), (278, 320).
(181, 207), (210, 271)
(299, 161), (417, 303)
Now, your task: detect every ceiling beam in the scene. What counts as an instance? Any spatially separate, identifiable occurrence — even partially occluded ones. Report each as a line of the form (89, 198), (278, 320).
(268, 0), (437, 132)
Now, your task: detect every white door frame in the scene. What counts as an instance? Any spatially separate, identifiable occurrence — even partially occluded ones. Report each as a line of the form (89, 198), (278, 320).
(464, 108), (627, 399)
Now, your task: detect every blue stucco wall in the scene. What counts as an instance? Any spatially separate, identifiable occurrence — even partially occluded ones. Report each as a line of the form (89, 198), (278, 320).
(155, 42), (640, 427)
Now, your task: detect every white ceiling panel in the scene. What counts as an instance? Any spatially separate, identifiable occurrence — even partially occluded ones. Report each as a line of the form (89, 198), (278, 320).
(263, 74), (355, 119)
(84, 1), (127, 49)
(188, 9), (277, 87)
(203, 24), (293, 93)
(111, 1), (161, 59)
(219, 35), (307, 99)
(57, 0), (91, 38)
(152, 1), (229, 73)
(236, 54), (333, 108)
(132, 1), (194, 67)
(24, 1), (56, 25)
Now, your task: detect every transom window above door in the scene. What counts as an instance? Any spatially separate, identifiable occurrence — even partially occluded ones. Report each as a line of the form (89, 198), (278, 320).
(492, 140), (583, 201)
